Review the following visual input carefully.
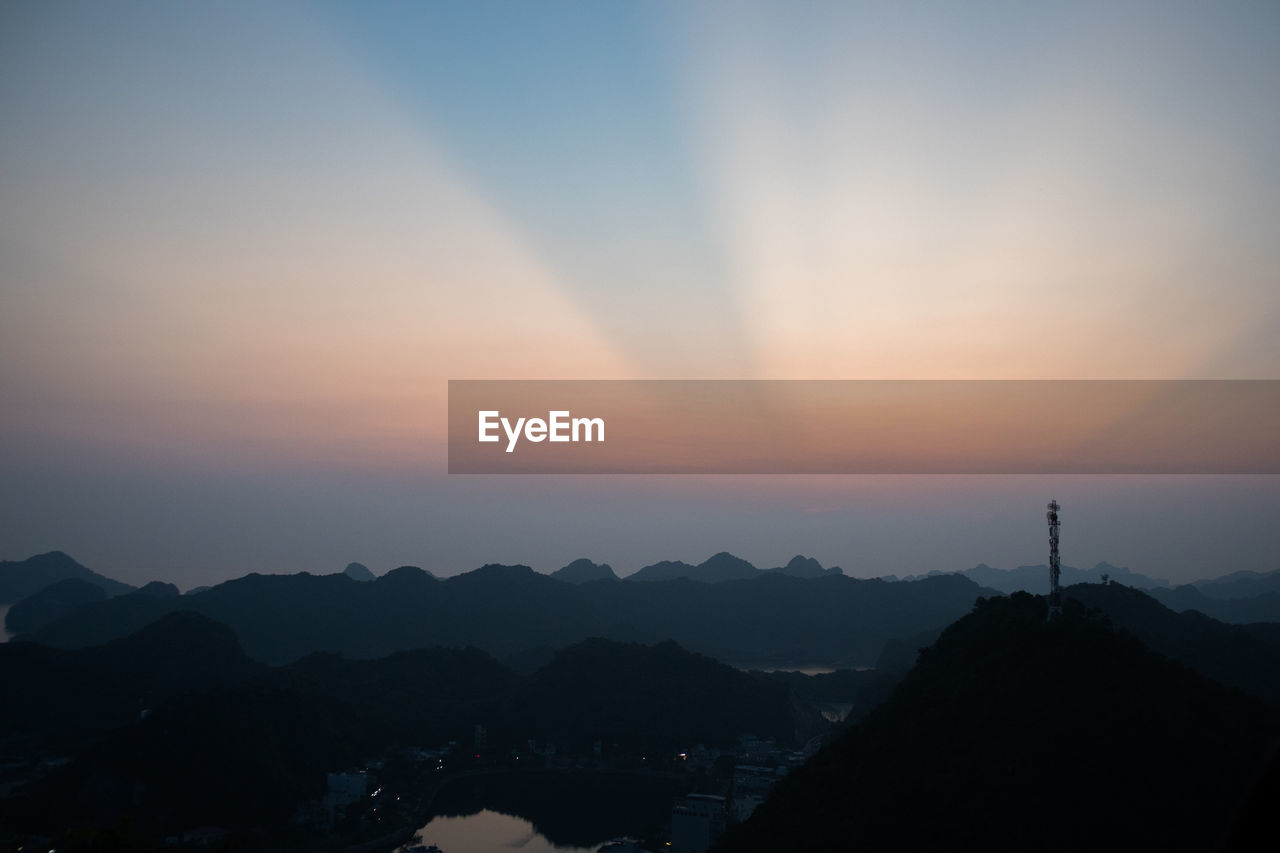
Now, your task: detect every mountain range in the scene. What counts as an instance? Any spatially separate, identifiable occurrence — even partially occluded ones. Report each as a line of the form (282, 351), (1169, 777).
(14, 561), (987, 667)
(8, 551), (1280, 666)
(1146, 570), (1280, 623)
(902, 560), (1170, 591)
(11, 549), (1276, 599)
(903, 561), (1280, 623)
(4, 546), (1279, 850)
(621, 552), (845, 582)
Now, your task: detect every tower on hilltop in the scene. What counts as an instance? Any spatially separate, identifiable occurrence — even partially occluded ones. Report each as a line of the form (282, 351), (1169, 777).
(1046, 499), (1062, 619)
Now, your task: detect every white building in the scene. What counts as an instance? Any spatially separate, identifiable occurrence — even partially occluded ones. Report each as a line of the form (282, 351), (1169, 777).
(671, 793), (727, 853)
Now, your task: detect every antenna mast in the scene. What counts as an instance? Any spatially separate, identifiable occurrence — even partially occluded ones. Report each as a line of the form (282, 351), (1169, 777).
(1046, 499), (1062, 619)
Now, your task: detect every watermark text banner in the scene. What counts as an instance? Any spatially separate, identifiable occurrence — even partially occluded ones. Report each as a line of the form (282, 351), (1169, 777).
(447, 380), (1280, 474)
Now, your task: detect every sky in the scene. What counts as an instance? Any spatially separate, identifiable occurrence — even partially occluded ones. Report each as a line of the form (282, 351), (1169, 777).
(2, 1), (1278, 589)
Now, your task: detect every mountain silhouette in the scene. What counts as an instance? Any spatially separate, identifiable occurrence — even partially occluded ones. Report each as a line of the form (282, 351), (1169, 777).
(5, 577), (106, 635)
(718, 592), (1277, 853)
(1063, 581), (1280, 702)
(551, 558), (619, 583)
(1192, 567), (1280, 598)
(21, 563), (992, 667)
(920, 560), (1169, 593)
(624, 551), (842, 583)
(765, 555), (843, 578)
(134, 580), (180, 598)
(1148, 583), (1280, 623)
(687, 551), (760, 582)
(0, 610), (262, 739)
(496, 637), (816, 753)
(624, 558), (699, 582)
(342, 561), (376, 582)
(0, 551), (135, 603)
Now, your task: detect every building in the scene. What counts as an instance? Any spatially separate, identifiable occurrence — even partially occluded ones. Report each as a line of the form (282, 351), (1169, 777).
(671, 794), (727, 853)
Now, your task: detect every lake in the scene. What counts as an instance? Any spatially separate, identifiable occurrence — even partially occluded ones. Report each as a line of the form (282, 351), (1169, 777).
(402, 809), (598, 853)
(402, 771), (686, 853)
(734, 663), (837, 675)
(729, 661), (874, 675)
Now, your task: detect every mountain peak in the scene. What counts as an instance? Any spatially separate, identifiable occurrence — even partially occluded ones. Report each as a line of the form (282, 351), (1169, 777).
(694, 552), (759, 582)
(343, 562), (375, 582)
(624, 559), (696, 582)
(133, 581), (180, 598)
(459, 563), (540, 583)
(4, 577), (107, 635)
(0, 550), (136, 604)
(33, 550), (83, 568)
(551, 558), (618, 584)
(376, 565), (436, 589)
(771, 555), (841, 579)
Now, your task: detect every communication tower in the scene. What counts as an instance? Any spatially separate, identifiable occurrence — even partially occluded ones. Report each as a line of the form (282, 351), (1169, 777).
(1046, 499), (1062, 619)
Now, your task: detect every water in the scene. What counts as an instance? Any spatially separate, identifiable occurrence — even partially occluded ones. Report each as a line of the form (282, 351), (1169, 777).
(730, 662), (843, 675)
(407, 771), (682, 852)
(403, 809), (599, 853)
(818, 703), (853, 722)
(0, 605), (10, 642)
(745, 664), (837, 676)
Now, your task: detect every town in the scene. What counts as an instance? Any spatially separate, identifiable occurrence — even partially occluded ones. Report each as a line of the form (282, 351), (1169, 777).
(294, 729), (825, 853)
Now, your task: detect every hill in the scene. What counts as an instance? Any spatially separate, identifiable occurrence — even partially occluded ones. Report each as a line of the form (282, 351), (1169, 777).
(1148, 583), (1280, 624)
(281, 645), (518, 745)
(719, 593), (1277, 853)
(5, 577), (107, 635)
(0, 551), (135, 603)
(763, 555), (843, 578)
(0, 610), (263, 744)
(1063, 582), (1280, 702)
(551, 558), (619, 583)
(342, 561), (376, 581)
(624, 558), (696, 582)
(496, 638), (813, 753)
(913, 560), (1169, 593)
(1193, 567), (1280, 599)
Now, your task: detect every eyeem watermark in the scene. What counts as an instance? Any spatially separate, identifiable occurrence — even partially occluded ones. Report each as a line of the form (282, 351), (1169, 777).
(478, 410), (605, 453)
(448, 380), (1280, 474)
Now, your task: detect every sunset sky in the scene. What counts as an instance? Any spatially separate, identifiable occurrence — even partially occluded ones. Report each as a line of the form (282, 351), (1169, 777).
(2, 1), (1277, 588)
